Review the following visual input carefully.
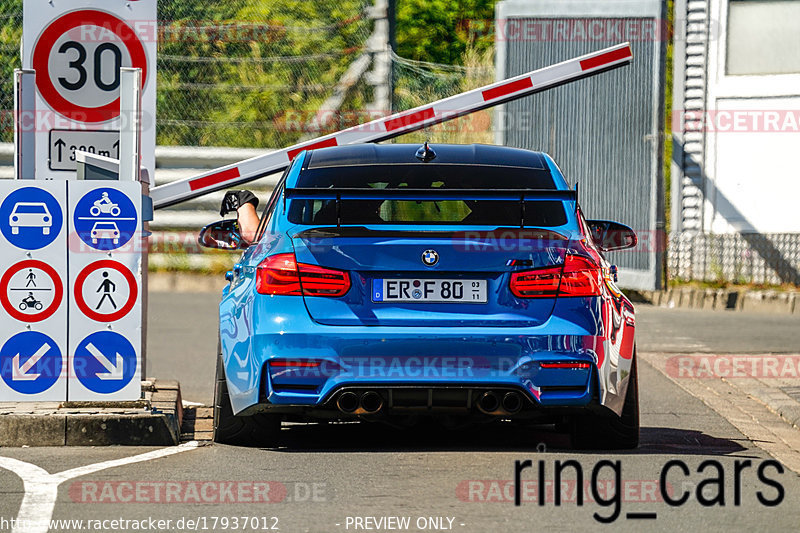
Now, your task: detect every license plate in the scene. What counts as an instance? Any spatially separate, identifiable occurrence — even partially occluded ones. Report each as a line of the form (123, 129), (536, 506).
(372, 279), (487, 303)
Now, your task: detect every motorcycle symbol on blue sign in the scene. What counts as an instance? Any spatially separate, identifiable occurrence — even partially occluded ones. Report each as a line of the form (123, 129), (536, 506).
(0, 331), (63, 394)
(73, 188), (137, 251)
(0, 187), (63, 250)
(73, 331), (137, 394)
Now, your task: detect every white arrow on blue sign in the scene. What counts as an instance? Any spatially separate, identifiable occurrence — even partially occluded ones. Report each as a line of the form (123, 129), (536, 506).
(0, 331), (63, 394)
(73, 331), (137, 394)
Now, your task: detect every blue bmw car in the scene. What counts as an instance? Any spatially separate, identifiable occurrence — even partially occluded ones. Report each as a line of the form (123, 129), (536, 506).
(199, 143), (639, 449)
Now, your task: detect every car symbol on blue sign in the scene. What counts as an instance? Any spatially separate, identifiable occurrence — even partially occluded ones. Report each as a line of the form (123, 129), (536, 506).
(73, 188), (137, 251)
(73, 331), (137, 394)
(0, 331), (63, 394)
(0, 188), (63, 250)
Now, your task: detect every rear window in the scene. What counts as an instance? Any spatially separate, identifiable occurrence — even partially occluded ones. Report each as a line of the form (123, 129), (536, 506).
(294, 164), (556, 189)
(288, 164), (568, 227)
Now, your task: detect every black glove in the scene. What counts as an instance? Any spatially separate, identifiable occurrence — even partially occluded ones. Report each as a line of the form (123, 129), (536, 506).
(220, 190), (259, 216)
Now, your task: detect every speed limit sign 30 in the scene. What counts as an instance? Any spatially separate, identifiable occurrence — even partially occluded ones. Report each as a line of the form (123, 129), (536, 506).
(22, 1), (156, 178)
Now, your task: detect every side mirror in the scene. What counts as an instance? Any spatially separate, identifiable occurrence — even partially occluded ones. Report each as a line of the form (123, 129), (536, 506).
(586, 220), (637, 251)
(198, 219), (249, 250)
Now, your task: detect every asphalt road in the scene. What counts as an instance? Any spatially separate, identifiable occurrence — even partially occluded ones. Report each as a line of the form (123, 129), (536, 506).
(0, 293), (798, 533)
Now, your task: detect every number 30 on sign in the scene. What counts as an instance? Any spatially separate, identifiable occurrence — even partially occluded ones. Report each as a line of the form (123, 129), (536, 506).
(22, 1), (156, 178)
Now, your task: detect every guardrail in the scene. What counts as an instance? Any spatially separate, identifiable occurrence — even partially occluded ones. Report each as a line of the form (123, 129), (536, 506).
(0, 143), (280, 230)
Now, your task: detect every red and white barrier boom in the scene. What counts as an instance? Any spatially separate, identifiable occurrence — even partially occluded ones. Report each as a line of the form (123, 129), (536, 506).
(150, 42), (633, 209)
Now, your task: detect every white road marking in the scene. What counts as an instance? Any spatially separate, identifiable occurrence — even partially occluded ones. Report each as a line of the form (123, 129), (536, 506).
(0, 441), (199, 533)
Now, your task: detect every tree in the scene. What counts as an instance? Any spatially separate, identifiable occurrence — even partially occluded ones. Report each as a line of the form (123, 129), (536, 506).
(396, 0), (495, 65)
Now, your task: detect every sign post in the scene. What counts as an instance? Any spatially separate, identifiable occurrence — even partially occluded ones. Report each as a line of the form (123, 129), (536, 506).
(0, 182), (68, 401)
(14, 69), (36, 180)
(22, 0), (156, 180)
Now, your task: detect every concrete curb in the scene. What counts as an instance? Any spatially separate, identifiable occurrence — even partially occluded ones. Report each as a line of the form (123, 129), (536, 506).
(639, 287), (799, 315)
(0, 380), (183, 447)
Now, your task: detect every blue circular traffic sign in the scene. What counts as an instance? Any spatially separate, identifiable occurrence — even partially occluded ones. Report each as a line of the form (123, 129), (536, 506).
(0, 187), (63, 250)
(73, 331), (137, 394)
(73, 188), (137, 251)
(0, 331), (63, 394)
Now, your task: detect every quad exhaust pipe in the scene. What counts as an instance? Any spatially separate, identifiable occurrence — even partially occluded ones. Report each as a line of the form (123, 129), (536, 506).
(477, 391), (501, 414)
(477, 391), (524, 415)
(336, 391), (359, 413)
(360, 391), (384, 414)
(336, 391), (384, 414)
(502, 392), (523, 414)
(338, 389), (523, 415)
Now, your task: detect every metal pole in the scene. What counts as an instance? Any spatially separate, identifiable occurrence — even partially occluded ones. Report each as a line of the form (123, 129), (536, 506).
(387, 0), (396, 112)
(119, 67), (147, 382)
(366, 0), (391, 115)
(13, 69), (36, 180)
(119, 68), (142, 182)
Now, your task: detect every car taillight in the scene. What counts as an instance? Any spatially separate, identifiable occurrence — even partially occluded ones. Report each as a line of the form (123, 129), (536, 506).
(510, 254), (601, 298)
(255, 253), (350, 297)
(539, 362), (592, 369)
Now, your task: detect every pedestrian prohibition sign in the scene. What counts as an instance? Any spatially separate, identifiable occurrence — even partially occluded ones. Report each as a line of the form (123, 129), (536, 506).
(0, 259), (64, 323)
(0, 331), (64, 394)
(73, 331), (137, 394)
(74, 260), (138, 322)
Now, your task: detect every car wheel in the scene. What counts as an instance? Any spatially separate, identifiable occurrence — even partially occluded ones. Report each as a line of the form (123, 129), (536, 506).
(570, 351), (640, 450)
(213, 337), (281, 447)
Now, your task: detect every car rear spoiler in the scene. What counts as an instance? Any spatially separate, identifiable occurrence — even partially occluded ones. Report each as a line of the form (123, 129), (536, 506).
(283, 188), (577, 228)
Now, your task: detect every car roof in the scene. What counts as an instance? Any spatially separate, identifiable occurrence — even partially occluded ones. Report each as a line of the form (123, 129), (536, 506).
(305, 143), (548, 170)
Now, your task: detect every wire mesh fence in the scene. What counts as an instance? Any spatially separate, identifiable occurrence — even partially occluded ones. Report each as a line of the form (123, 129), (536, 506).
(0, 0), (494, 148)
(669, 232), (800, 286)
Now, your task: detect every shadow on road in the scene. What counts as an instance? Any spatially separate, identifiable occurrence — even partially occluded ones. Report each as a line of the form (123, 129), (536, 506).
(244, 421), (749, 456)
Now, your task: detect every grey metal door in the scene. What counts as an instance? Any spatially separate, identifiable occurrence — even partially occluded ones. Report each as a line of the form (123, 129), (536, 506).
(495, 0), (666, 290)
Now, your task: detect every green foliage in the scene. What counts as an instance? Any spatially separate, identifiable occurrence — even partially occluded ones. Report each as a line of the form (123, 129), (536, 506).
(157, 0), (373, 147)
(395, 0), (495, 64)
(0, 0), (496, 146)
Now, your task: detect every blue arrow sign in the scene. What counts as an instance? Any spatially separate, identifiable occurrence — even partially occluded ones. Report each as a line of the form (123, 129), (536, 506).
(73, 187), (137, 251)
(73, 331), (137, 394)
(0, 331), (63, 394)
(0, 187), (63, 250)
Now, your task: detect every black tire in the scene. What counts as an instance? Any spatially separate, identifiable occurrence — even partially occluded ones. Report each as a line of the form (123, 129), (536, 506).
(570, 352), (640, 450)
(213, 340), (281, 446)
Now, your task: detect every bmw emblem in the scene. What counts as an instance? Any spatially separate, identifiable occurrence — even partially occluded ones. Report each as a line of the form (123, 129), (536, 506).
(421, 249), (439, 266)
